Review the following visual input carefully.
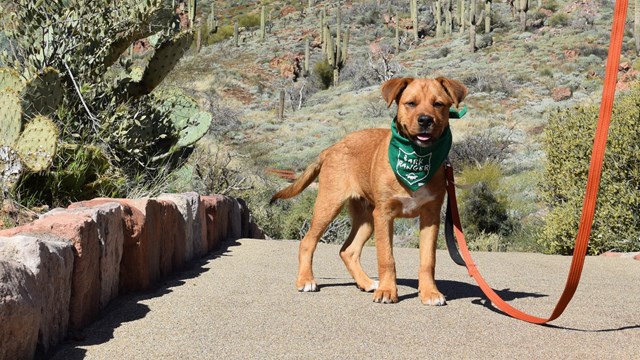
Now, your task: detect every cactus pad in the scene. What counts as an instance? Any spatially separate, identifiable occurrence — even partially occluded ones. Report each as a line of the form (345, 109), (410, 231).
(0, 146), (22, 193)
(155, 87), (200, 130)
(16, 115), (59, 172)
(176, 110), (212, 147)
(139, 31), (194, 95)
(0, 91), (23, 147)
(0, 67), (25, 93)
(23, 67), (63, 117)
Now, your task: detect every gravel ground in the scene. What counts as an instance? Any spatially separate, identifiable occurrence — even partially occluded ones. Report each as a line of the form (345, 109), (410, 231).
(51, 239), (640, 359)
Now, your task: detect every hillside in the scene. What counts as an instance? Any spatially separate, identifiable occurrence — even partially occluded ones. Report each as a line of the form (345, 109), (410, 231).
(157, 0), (637, 247)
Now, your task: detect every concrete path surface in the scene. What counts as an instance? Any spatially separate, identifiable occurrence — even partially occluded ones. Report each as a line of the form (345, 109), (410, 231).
(51, 239), (640, 359)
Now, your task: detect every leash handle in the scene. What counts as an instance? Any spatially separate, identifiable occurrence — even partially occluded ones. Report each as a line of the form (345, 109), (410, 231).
(444, 0), (628, 324)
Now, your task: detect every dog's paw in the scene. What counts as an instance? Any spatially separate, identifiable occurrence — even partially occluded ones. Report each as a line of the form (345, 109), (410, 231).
(357, 280), (379, 292)
(297, 280), (318, 292)
(372, 287), (398, 304)
(420, 290), (446, 306)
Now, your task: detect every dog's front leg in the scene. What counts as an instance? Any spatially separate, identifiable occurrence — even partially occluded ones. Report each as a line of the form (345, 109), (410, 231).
(372, 207), (398, 304)
(418, 208), (446, 306)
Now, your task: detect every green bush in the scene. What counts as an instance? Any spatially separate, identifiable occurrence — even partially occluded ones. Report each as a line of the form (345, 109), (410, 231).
(548, 13), (569, 27)
(313, 59), (334, 90)
(542, 0), (560, 12)
(458, 163), (520, 238)
(540, 87), (640, 255)
(238, 14), (261, 29)
(206, 24), (235, 45)
(461, 182), (520, 237)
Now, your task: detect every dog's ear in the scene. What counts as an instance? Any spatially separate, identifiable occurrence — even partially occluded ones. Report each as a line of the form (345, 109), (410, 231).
(381, 77), (414, 107)
(436, 77), (468, 108)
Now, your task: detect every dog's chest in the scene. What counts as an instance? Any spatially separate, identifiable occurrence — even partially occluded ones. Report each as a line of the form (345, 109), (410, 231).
(392, 185), (441, 217)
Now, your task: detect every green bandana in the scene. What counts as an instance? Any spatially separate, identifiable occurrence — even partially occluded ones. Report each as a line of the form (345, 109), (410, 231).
(388, 120), (452, 192)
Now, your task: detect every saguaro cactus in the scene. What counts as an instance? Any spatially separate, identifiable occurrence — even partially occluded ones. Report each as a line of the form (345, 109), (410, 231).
(188, 0), (197, 28)
(485, 0), (491, 33)
(395, 12), (400, 53)
(434, 0), (443, 37)
(517, 0), (529, 31)
(320, 7), (326, 52)
(459, 0), (466, 33)
(260, 6), (266, 41)
(635, 0), (640, 54)
(322, 9), (349, 86)
(304, 36), (310, 77)
(207, 2), (218, 33)
(468, 0), (485, 52)
(410, 0), (418, 41)
(444, 0), (453, 34)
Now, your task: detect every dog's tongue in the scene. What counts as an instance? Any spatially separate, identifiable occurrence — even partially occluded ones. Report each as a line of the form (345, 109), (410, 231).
(417, 133), (431, 142)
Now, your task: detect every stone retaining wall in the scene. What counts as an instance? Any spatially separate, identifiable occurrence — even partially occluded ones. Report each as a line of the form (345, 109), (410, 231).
(0, 193), (265, 360)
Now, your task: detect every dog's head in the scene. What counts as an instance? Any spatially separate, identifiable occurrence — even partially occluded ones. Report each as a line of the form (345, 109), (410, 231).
(382, 77), (467, 147)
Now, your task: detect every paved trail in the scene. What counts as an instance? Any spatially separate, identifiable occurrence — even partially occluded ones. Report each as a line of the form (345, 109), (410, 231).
(51, 239), (640, 359)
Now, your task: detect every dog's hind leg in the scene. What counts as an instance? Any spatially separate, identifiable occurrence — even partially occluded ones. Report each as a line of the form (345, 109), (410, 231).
(297, 187), (345, 292)
(340, 198), (378, 292)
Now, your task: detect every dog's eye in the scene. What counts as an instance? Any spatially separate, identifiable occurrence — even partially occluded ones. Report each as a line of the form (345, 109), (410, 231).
(434, 101), (444, 108)
(405, 101), (416, 108)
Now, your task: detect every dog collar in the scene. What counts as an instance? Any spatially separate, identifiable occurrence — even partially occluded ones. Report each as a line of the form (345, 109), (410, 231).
(388, 120), (452, 192)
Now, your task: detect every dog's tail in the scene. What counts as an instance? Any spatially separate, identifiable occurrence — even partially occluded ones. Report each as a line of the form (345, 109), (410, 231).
(270, 157), (323, 204)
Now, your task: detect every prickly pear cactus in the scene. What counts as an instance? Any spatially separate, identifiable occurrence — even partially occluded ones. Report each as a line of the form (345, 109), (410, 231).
(155, 87), (210, 149)
(22, 67), (63, 117)
(15, 115), (59, 172)
(176, 110), (211, 147)
(138, 31), (194, 96)
(0, 146), (22, 193)
(0, 67), (25, 93)
(0, 91), (23, 147)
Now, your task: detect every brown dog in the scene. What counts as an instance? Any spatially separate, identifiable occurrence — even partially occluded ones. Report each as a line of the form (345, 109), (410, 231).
(271, 77), (467, 305)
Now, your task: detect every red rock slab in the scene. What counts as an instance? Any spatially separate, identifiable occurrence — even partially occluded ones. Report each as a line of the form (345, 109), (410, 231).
(0, 212), (100, 330)
(0, 260), (40, 360)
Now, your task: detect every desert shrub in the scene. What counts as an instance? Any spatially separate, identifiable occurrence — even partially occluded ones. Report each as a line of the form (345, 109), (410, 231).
(458, 163), (520, 239)
(206, 24), (235, 44)
(207, 94), (244, 138)
(548, 13), (569, 27)
(354, 4), (381, 26)
(576, 45), (608, 60)
(313, 59), (334, 89)
(460, 72), (513, 94)
(466, 232), (506, 252)
(339, 54), (380, 90)
(542, 0), (560, 12)
(238, 14), (260, 29)
(449, 130), (512, 169)
(538, 65), (554, 77)
(15, 145), (126, 206)
(540, 87), (640, 255)
(461, 182), (520, 237)
(266, 187), (351, 243)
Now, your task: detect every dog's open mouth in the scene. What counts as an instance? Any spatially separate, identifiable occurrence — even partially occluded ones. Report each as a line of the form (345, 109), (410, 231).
(414, 133), (433, 146)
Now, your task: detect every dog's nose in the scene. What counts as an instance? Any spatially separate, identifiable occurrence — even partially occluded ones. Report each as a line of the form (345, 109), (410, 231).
(418, 115), (434, 127)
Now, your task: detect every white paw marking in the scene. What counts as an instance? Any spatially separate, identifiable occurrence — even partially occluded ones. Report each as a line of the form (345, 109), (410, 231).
(425, 295), (446, 306)
(299, 282), (318, 292)
(365, 280), (379, 292)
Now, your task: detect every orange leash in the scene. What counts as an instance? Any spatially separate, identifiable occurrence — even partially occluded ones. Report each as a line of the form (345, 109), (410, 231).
(444, 0), (628, 324)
